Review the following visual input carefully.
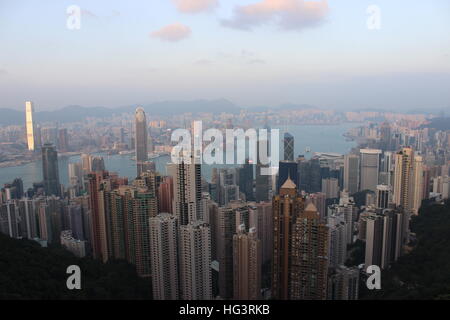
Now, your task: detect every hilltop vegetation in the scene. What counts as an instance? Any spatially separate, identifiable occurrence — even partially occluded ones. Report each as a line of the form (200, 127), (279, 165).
(0, 234), (152, 300)
(362, 199), (450, 300)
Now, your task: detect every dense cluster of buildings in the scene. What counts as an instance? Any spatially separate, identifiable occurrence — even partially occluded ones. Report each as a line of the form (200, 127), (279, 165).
(1, 102), (450, 300)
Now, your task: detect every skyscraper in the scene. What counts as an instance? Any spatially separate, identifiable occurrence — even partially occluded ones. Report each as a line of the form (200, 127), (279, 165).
(238, 159), (254, 201)
(179, 221), (212, 300)
(376, 184), (391, 209)
(411, 156), (424, 215)
(343, 154), (359, 194)
(58, 128), (69, 152)
(149, 213), (180, 300)
(25, 101), (37, 151)
(284, 132), (294, 161)
(277, 161), (298, 192)
(41, 143), (60, 197)
(87, 171), (111, 263)
(359, 149), (382, 192)
(290, 203), (329, 300)
(167, 159), (202, 226)
(271, 176), (304, 299)
(135, 107), (148, 176)
(233, 226), (262, 300)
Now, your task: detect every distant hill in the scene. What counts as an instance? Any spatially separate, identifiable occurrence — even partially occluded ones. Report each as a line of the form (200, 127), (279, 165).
(0, 99), (242, 125)
(0, 234), (152, 299)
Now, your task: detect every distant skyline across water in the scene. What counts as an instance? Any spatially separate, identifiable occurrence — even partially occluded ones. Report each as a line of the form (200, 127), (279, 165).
(0, 123), (358, 189)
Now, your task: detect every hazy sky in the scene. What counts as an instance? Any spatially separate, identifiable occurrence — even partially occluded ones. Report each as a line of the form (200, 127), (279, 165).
(0, 0), (449, 111)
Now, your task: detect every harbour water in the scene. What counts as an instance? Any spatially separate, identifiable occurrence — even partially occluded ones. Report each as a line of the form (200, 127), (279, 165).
(0, 124), (358, 190)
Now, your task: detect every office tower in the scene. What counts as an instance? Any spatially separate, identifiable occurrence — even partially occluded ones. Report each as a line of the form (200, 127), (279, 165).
(158, 176), (174, 214)
(58, 128), (69, 152)
(25, 101), (37, 151)
(149, 213), (179, 300)
(167, 159), (202, 226)
(376, 184), (391, 209)
(379, 122), (392, 151)
(218, 168), (240, 206)
(271, 176), (305, 299)
(179, 221), (212, 300)
(359, 149), (381, 192)
(284, 132), (294, 161)
(343, 154), (359, 194)
(327, 266), (359, 300)
(81, 153), (93, 174)
(135, 107), (148, 176)
(238, 159), (254, 201)
(364, 214), (384, 267)
(249, 201), (273, 265)
(327, 215), (347, 268)
(255, 139), (269, 202)
(381, 208), (403, 268)
(91, 156), (105, 172)
(68, 162), (83, 193)
(233, 226), (262, 300)
(290, 203), (329, 300)
(41, 143), (61, 197)
(321, 178), (339, 199)
(379, 151), (394, 186)
(60, 230), (86, 258)
(278, 161), (298, 192)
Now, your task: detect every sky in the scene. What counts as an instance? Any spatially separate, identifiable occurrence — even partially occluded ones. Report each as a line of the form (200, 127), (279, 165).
(0, 0), (449, 111)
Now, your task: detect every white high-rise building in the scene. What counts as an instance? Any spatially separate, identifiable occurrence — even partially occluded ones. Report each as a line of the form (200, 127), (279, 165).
(167, 160), (202, 226)
(411, 156), (424, 215)
(179, 221), (212, 300)
(149, 213), (180, 300)
(359, 149), (382, 192)
(25, 101), (37, 151)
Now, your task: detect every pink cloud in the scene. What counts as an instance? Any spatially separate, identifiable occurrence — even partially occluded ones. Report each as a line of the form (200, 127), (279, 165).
(150, 23), (192, 42)
(222, 0), (329, 31)
(172, 0), (218, 13)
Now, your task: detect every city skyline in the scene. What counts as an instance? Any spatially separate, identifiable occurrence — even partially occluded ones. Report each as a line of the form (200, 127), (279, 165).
(1, 0), (450, 305)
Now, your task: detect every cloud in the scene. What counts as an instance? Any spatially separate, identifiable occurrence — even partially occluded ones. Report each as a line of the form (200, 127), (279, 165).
(151, 23), (192, 42)
(172, 0), (218, 13)
(222, 0), (329, 31)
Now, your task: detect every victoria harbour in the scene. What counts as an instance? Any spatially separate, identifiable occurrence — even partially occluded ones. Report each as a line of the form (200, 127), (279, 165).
(0, 124), (358, 189)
